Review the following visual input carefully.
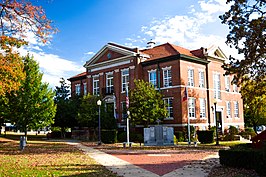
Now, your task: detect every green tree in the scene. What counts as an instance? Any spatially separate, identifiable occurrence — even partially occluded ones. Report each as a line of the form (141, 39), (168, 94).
(220, 0), (266, 85)
(241, 77), (266, 133)
(53, 78), (78, 137)
(129, 79), (167, 127)
(77, 94), (117, 138)
(1, 54), (56, 138)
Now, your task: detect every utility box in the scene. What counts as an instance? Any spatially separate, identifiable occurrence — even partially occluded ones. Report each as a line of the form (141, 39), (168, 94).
(20, 136), (26, 150)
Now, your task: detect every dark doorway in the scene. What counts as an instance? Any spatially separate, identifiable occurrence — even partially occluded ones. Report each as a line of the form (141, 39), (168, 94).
(216, 111), (222, 133)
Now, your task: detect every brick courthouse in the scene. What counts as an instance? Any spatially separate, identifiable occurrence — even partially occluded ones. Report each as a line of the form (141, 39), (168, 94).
(68, 41), (244, 133)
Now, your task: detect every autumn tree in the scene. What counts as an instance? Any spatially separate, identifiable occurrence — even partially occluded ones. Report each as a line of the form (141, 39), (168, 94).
(241, 76), (266, 133)
(0, 37), (26, 96)
(53, 78), (79, 137)
(0, 0), (56, 42)
(1, 55), (56, 138)
(129, 80), (167, 127)
(0, 0), (57, 96)
(220, 0), (266, 85)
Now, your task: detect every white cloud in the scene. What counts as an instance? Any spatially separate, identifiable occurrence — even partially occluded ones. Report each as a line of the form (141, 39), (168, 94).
(84, 51), (95, 55)
(19, 46), (84, 88)
(127, 0), (239, 59)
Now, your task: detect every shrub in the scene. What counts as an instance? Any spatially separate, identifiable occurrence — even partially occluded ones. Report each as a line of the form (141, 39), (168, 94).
(117, 132), (143, 143)
(197, 130), (214, 144)
(219, 147), (266, 175)
(174, 131), (184, 142)
(101, 129), (117, 144)
(50, 131), (61, 138)
(239, 128), (257, 140)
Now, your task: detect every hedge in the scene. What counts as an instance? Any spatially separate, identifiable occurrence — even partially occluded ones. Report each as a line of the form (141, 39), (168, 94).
(197, 130), (214, 144)
(117, 132), (143, 143)
(101, 129), (117, 144)
(219, 148), (266, 175)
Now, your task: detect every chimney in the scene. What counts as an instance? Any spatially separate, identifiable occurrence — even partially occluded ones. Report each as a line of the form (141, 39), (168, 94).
(146, 39), (156, 49)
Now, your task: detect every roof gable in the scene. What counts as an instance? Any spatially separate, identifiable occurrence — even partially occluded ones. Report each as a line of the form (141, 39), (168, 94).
(206, 45), (228, 60)
(84, 43), (138, 68)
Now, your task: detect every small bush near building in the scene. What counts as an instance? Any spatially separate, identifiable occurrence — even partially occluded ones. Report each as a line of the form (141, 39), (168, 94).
(101, 129), (117, 144)
(197, 130), (214, 144)
(239, 128), (256, 140)
(117, 131), (143, 143)
(174, 131), (184, 142)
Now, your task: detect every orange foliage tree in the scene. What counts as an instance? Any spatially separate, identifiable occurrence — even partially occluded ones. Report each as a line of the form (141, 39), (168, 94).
(0, 0), (57, 96)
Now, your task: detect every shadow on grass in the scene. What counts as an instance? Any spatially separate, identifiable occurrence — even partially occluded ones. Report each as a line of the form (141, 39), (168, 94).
(0, 140), (81, 155)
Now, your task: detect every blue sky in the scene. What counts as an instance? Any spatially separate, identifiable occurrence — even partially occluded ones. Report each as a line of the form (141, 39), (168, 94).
(21, 0), (235, 88)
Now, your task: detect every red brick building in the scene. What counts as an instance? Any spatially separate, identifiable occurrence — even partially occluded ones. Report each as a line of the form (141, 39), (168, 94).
(68, 42), (244, 132)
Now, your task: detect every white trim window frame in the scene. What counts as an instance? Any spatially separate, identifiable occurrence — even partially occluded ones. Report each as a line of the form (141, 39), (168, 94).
(164, 97), (173, 119)
(234, 101), (239, 118)
(188, 97), (196, 119)
(106, 72), (114, 94)
(213, 73), (221, 100)
(199, 98), (206, 119)
(148, 69), (157, 87)
(93, 75), (100, 95)
(198, 70), (205, 88)
(233, 83), (238, 92)
(83, 83), (87, 96)
(225, 76), (230, 92)
(163, 67), (172, 88)
(121, 68), (129, 92)
(226, 101), (231, 118)
(75, 84), (81, 95)
(188, 68), (194, 87)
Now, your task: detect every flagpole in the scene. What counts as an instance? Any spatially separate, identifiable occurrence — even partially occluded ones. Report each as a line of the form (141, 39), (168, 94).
(126, 84), (130, 146)
(187, 86), (191, 145)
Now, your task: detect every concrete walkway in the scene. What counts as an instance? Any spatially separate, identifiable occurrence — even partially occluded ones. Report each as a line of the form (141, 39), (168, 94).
(67, 142), (219, 177)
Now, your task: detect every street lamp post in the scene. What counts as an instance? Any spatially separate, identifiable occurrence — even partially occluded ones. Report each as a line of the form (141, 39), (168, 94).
(213, 99), (219, 146)
(97, 100), (102, 145)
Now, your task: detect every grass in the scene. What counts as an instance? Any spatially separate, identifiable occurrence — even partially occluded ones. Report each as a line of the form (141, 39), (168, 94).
(0, 133), (118, 177)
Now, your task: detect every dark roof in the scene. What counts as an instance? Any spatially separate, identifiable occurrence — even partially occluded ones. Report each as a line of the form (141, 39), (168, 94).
(68, 72), (86, 81)
(140, 43), (203, 61)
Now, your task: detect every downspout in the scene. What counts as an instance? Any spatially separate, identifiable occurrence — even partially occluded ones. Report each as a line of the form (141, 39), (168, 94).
(204, 51), (211, 130)
(157, 62), (160, 91)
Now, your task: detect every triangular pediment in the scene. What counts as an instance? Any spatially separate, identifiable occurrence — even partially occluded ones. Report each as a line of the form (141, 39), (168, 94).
(84, 43), (138, 68)
(206, 45), (228, 61)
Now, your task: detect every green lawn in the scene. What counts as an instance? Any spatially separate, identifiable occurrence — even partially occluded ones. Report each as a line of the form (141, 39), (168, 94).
(0, 134), (117, 177)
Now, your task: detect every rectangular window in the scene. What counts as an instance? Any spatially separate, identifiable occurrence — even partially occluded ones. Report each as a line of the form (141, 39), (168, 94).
(164, 98), (173, 118)
(226, 101), (231, 118)
(188, 69), (194, 86)
(199, 71), (205, 88)
(149, 70), (157, 87)
(83, 83), (87, 96)
(93, 76), (99, 95)
(163, 68), (172, 87)
(199, 98), (206, 118)
(234, 101), (239, 118)
(75, 84), (80, 95)
(214, 73), (221, 99)
(106, 73), (114, 94)
(121, 69), (129, 92)
(188, 97), (195, 118)
(225, 76), (230, 92)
